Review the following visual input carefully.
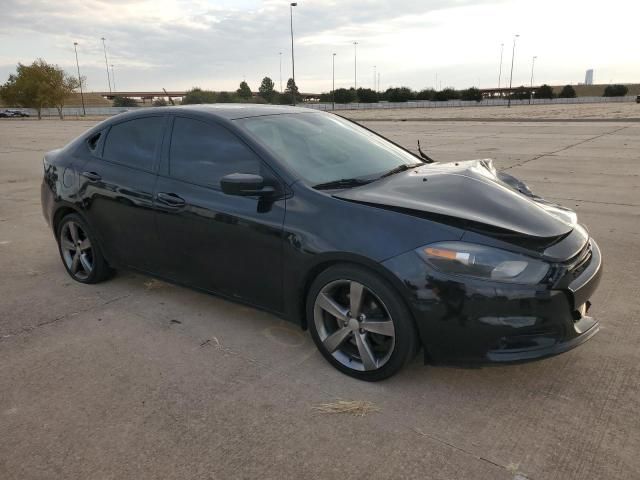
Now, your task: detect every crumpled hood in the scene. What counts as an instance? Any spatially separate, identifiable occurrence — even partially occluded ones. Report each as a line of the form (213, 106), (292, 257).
(333, 159), (575, 239)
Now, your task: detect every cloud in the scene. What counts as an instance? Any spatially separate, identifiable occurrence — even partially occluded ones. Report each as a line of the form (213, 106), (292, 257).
(0, 0), (638, 92)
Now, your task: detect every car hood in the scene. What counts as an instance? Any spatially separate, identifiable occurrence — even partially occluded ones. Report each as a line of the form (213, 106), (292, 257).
(333, 159), (576, 240)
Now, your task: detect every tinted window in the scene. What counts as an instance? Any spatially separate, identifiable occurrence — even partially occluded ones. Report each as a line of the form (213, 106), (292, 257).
(169, 117), (261, 186)
(239, 113), (419, 185)
(87, 132), (102, 151)
(103, 117), (164, 171)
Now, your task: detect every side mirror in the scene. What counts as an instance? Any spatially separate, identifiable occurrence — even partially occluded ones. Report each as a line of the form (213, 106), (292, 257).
(220, 173), (275, 197)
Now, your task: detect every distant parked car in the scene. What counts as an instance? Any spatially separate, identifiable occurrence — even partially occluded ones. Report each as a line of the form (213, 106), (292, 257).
(4, 109), (29, 117)
(636, 95), (640, 104)
(0, 111), (9, 118)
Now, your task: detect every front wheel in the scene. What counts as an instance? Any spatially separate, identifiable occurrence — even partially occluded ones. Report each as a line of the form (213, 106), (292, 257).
(307, 265), (418, 381)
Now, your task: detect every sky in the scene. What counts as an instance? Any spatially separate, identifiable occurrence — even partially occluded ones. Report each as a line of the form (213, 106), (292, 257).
(0, 0), (638, 93)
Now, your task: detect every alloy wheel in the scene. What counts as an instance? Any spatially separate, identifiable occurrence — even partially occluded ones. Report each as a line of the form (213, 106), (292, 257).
(313, 279), (396, 371)
(59, 221), (94, 280)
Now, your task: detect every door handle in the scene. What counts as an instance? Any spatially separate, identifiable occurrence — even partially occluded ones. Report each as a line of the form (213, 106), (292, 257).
(82, 171), (102, 182)
(157, 192), (186, 207)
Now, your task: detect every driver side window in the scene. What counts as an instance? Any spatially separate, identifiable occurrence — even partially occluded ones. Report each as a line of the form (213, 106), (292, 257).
(169, 117), (261, 187)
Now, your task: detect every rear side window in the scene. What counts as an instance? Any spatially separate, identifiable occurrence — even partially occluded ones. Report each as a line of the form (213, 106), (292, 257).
(103, 117), (164, 171)
(169, 117), (261, 187)
(87, 132), (102, 151)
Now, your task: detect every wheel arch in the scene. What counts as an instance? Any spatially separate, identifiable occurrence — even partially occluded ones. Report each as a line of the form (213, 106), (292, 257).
(51, 203), (114, 266)
(296, 253), (420, 339)
(52, 204), (84, 233)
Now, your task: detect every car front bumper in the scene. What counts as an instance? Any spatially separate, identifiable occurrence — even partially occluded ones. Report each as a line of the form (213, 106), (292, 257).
(382, 240), (603, 365)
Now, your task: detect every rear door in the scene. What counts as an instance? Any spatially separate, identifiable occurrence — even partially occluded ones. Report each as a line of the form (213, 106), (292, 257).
(81, 115), (167, 270)
(153, 115), (286, 313)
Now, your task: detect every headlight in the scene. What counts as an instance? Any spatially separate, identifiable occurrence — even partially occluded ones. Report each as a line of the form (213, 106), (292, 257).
(416, 241), (549, 284)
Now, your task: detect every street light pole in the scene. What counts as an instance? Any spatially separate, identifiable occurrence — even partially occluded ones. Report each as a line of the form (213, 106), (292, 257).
(289, 3), (297, 106)
(73, 42), (86, 116)
(529, 56), (537, 105)
(373, 65), (376, 91)
(110, 64), (116, 92)
(332, 53), (336, 110)
(101, 37), (111, 93)
(353, 41), (358, 91)
(498, 42), (504, 90)
(507, 34), (519, 108)
(279, 52), (283, 92)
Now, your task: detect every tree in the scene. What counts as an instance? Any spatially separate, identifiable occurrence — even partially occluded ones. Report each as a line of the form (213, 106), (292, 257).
(535, 84), (554, 99)
(383, 87), (415, 102)
(416, 89), (435, 100)
(258, 77), (276, 102)
(112, 96), (137, 107)
(237, 81), (252, 100)
(283, 78), (301, 104)
(333, 88), (356, 103)
(460, 87), (482, 102)
(0, 59), (79, 119)
(356, 87), (378, 103)
(216, 91), (233, 103)
(603, 84), (628, 97)
(433, 88), (460, 101)
(558, 85), (576, 98)
(182, 88), (217, 104)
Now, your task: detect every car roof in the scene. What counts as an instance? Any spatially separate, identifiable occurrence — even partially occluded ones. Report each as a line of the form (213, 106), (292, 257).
(110, 104), (321, 122)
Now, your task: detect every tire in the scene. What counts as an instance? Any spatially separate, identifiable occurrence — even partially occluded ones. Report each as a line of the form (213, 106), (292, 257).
(307, 264), (418, 381)
(56, 213), (113, 284)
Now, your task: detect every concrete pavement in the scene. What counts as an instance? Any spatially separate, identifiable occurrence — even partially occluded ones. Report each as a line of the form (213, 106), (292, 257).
(1, 117), (639, 479)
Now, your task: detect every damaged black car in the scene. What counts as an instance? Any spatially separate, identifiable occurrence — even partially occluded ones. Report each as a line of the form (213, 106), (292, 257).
(41, 105), (602, 381)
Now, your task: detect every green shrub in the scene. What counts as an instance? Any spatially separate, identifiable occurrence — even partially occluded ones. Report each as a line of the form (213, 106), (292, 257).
(416, 89), (435, 100)
(182, 88), (216, 104)
(558, 85), (576, 98)
(383, 87), (415, 102)
(460, 87), (482, 102)
(603, 84), (629, 97)
(356, 88), (378, 103)
(113, 96), (137, 107)
(535, 84), (554, 99)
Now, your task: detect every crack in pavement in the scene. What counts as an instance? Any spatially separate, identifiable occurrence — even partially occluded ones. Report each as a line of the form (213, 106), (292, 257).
(412, 427), (530, 479)
(502, 125), (631, 171)
(544, 196), (640, 207)
(0, 293), (132, 340)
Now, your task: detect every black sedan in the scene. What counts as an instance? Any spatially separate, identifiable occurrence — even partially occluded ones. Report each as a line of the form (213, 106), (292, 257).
(1, 109), (30, 117)
(41, 105), (602, 380)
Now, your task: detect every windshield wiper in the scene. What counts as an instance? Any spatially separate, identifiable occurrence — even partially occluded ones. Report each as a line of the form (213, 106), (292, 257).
(313, 178), (372, 190)
(378, 162), (425, 180)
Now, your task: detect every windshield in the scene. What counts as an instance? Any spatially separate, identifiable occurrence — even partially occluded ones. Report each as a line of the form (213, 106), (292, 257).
(238, 112), (420, 185)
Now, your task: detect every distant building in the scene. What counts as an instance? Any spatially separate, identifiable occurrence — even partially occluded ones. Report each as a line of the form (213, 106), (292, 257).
(585, 69), (594, 85)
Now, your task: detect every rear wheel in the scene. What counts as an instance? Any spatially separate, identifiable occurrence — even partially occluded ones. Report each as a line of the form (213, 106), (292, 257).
(56, 213), (112, 284)
(307, 265), (418, 381)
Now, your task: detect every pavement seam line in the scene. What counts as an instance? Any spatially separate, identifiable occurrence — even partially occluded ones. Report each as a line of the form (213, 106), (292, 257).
(412, 427), (532, 478)
(0, 293), (132, 340)
(502, 125), (630, 171)
(544, 196), (640, 207)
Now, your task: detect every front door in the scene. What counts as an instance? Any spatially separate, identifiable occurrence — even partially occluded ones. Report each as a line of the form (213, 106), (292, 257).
(153, 115), (286, 313)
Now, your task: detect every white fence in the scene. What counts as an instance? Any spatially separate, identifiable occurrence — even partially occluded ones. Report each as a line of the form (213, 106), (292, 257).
(4, 95), (636, 118)
(305, 95), (637, 111)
